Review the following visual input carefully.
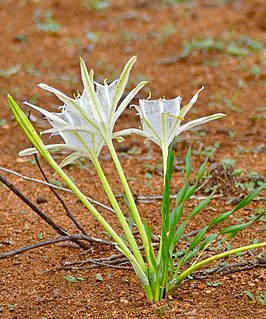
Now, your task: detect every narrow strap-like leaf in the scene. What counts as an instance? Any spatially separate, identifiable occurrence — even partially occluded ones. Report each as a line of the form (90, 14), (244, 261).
(185, 147), (192, 177)
(208, 210), (232, 228)
(189, 226), (208, 250)
(187, 188), (216, 220)
(200, 233), (218, 250)
(219, 209), (265, 237)
(232, 183), (266, 212)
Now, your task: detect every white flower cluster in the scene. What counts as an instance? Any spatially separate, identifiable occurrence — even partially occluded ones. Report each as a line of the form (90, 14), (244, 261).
(21, 57), (224, 172)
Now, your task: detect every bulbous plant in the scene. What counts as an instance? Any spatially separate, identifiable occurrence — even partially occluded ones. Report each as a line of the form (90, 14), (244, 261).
(8, 56), (266, 301)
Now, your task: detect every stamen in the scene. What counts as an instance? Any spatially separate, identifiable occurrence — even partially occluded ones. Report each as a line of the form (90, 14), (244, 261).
(73, 90), (81, 99)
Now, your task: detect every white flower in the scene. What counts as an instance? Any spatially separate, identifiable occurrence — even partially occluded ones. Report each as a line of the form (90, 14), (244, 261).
(20, 56), (147, 165)
(135, 96), (183, 148)
(21, 83), (108, 163)
(117, 87), (225, 174)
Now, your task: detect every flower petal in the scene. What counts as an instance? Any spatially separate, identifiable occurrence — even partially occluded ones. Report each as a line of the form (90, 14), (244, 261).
(178, 113), (225, 135)
(80, 58), (107, 133)
(39, 83), (99, 132)
(19, 143), (82, 156)
(24, 101), (68, 125)
(114, 81), (148, 127)
(179, 86), (204, 119)
(110, 56), (137, 120)
(59, 151), (83, 168)
(95, 80), (117, 120)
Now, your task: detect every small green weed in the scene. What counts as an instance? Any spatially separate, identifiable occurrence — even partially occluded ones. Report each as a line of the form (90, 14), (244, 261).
(8, 304), (17, 311)
(86, 31), (98, 44)
(96, 274), (104, 281)
(15, 34), (28, 44)
(206, 281), (222, 287)
(179, 35), (264, 59)
(250, 106), (266, 123)
(223, 98), (243, 112)
(243, 290), (266, 305)
(0, 65), (21, 78)
(25, 64), (40, 77)
(37, 233), (43, 240)
(120, 29), (138, 44)
(49, 179), (62, 187)
(64, 275), (84, 282)
(181, 38), (224, 58)
(192, 142), (220, 157)
(236, 144), (264, 155)
(82, 0), (110, 10)
(35, 10), (60, 34)
(148, 24), (176, 45)
(155, 304), (168, 318)
(0, 119), (7, 127)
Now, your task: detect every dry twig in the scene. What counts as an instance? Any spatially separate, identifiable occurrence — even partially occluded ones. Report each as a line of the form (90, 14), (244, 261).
(0, 234), (116, 260)
(0, 166), (114, 213)
(0, 173), (89, 250)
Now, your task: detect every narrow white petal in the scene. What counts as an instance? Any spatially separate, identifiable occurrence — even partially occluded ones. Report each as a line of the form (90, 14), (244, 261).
(41, 126), (98, 135)
(19, 143), (81, 156)
(39, 83), (99, 132)
(38, 83), (72, 104)
(59, 152), (83, 168)
(178, 113), (225, 134)
(80, 58), (108, 135)
(110, 56), (137, 118)
(113, 128), (148, 138)
(179, 86), (204, 119)
(114, 81), (148, 126)
(23, 101), (68, 125)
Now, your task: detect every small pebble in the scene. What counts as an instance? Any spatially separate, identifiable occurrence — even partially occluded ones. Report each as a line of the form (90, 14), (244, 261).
(120, 298), (129, 304)
(36, 196), (48, 204)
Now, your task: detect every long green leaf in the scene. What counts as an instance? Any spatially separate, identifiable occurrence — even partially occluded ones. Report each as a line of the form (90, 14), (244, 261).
(183, 183), (198, 201)
(208, 210), (232, 228)
(185, 147), (192, 177)
(169, 204), (184, 241)
(200, 233), (218, 250)
(8, 95), (51, 159)
(219, 209), (265, 237)
(189, 226), (208, 250)
(144, 221), (158, 272)
(173, 221), (187, 246)
(232, 183), (266, 212)
(161, 146), (174, 227)
(181, 248), (199, 265)
(123, 193), (134, 231)
(196, 158), (208, 181)
(175, 180), (189, 206)
(187, 188), (216, 220)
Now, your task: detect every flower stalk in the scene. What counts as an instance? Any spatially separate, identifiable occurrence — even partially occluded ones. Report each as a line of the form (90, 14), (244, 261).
(175, 242), (266, 287)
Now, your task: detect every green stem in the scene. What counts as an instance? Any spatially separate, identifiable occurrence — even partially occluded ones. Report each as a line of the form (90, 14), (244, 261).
(175, 242), (266, 287)
(91, 154), (147, 271)
(106, 139), (155, 272)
